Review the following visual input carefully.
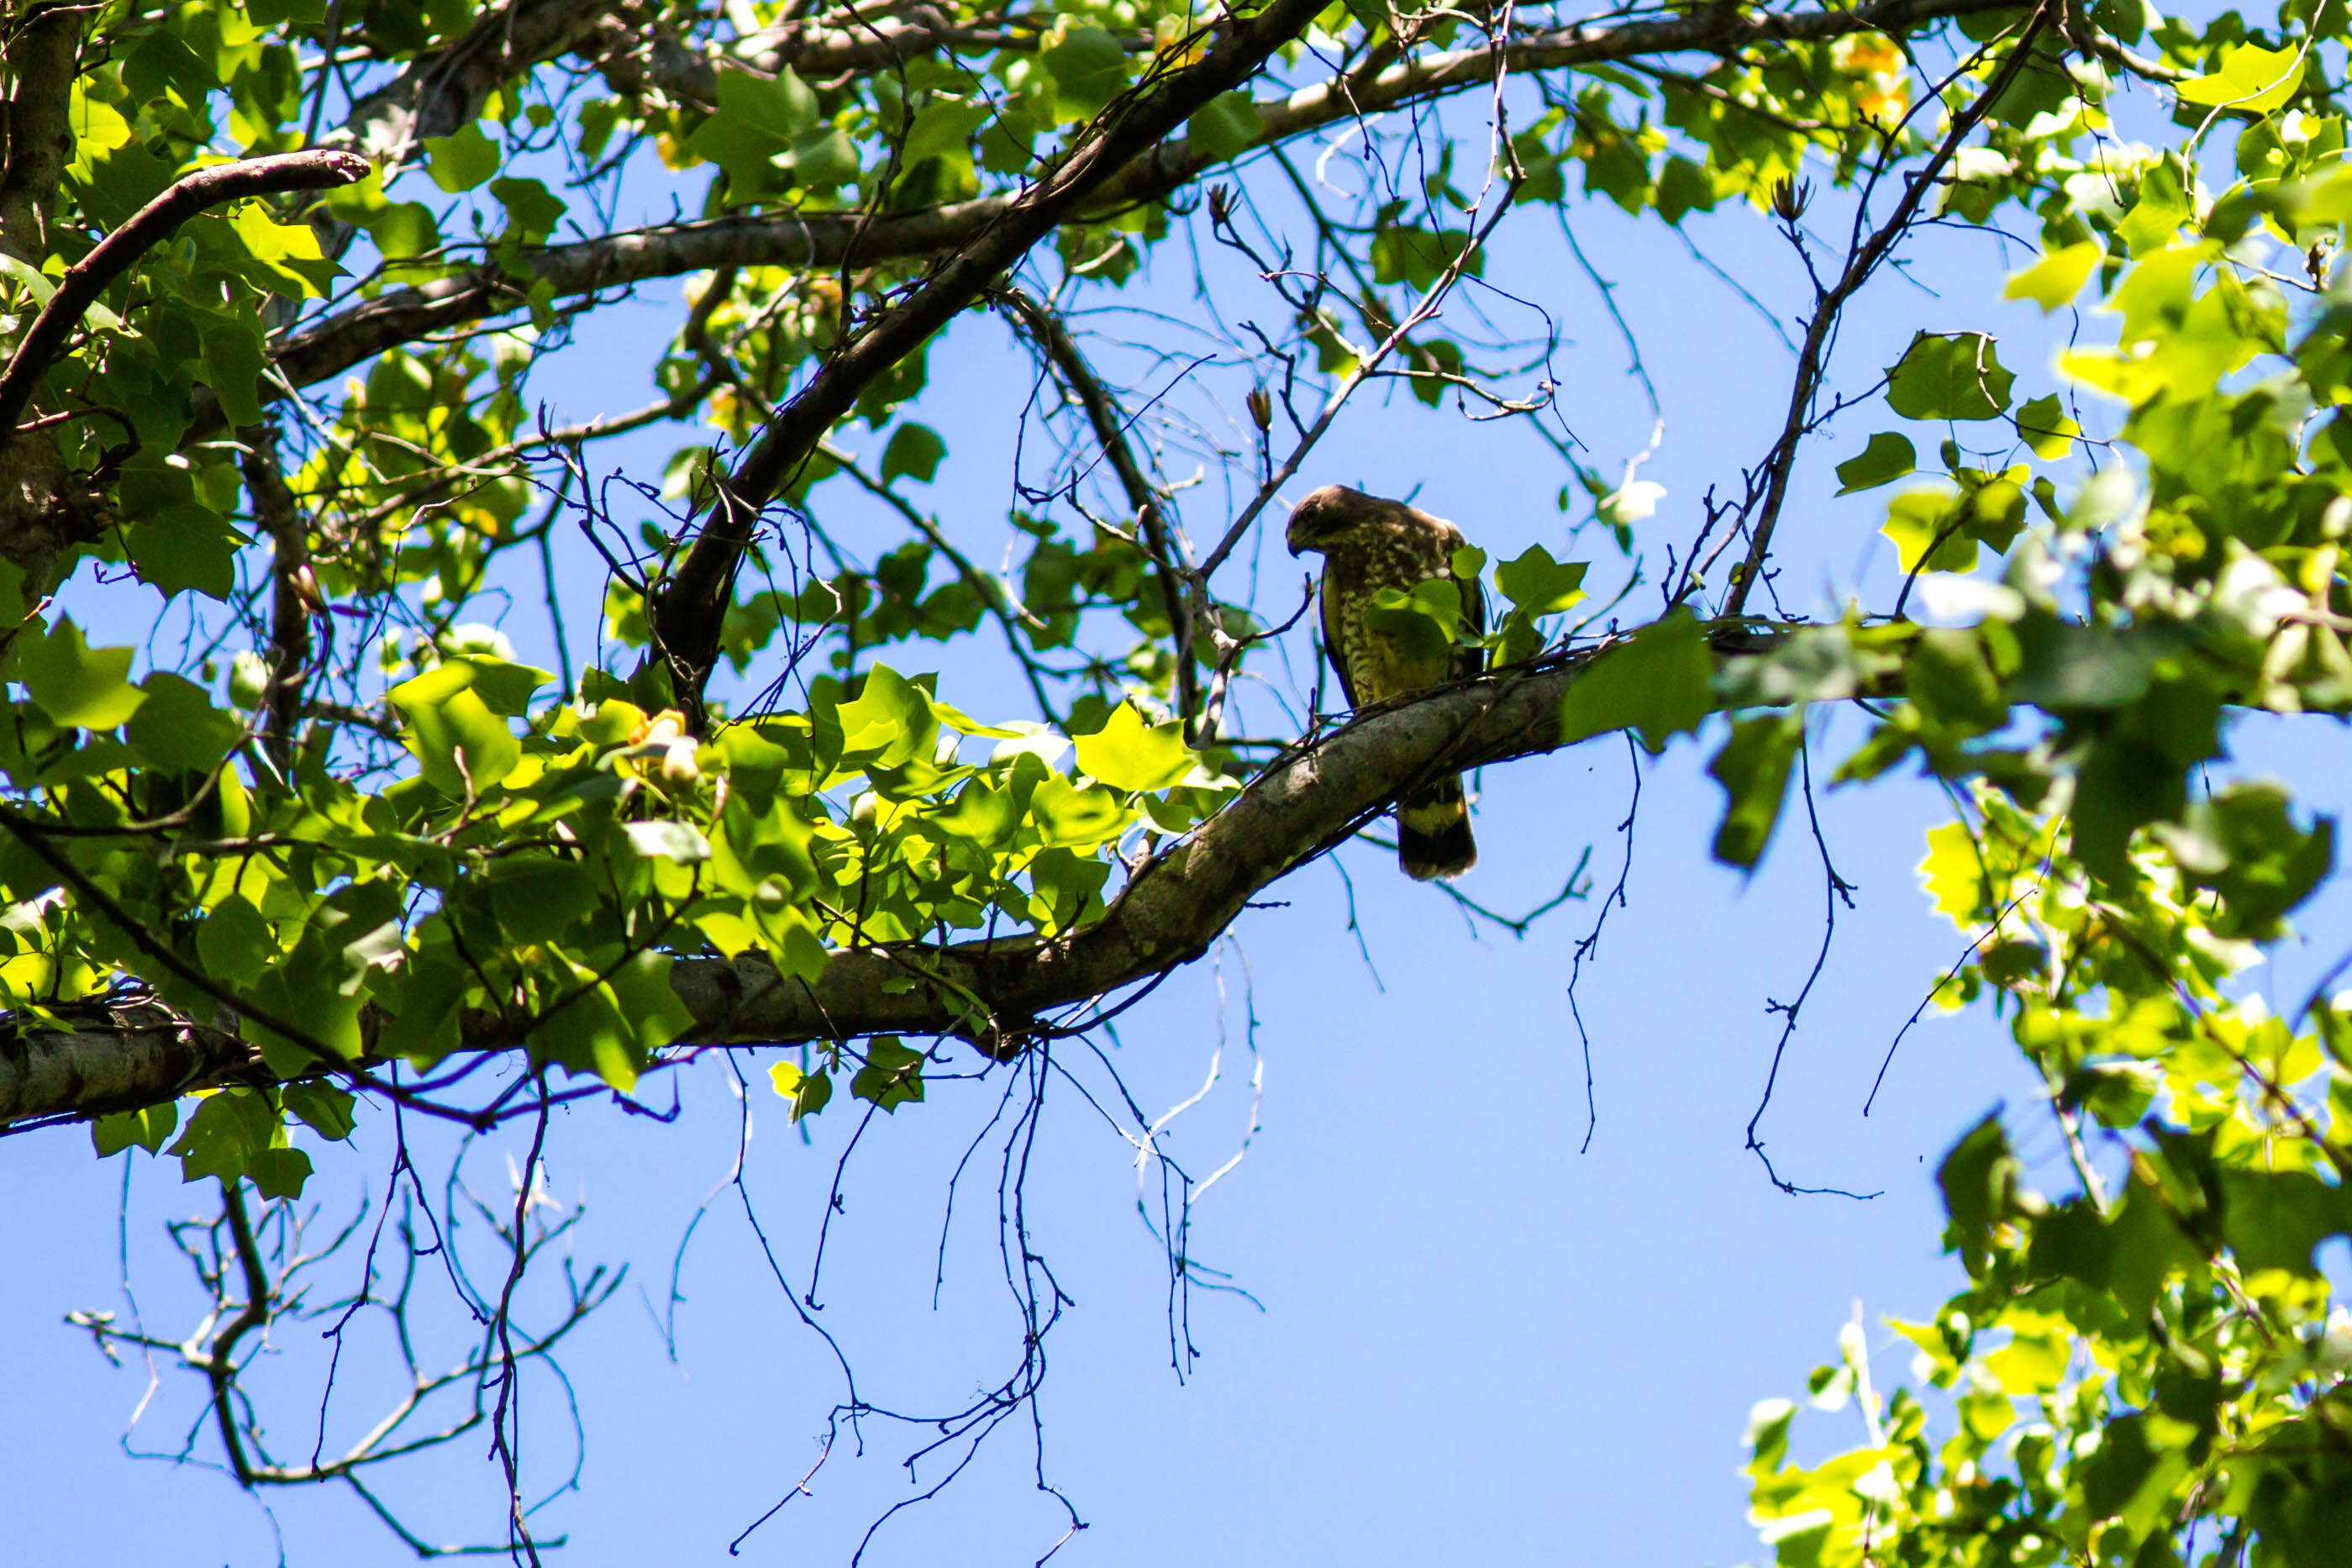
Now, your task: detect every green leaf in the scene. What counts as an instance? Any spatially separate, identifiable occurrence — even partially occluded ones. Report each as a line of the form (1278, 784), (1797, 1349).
(718, 62), (818, 139)
(822, 664), (939, 770)
(247, 932), (366, 1076)
(1938, 1113), (2028, 1276)
(125, 671), (241, 771)
(1654, 155), (1716, 225)
(1557, 610), (1713, 752)
(2007, 616), (2187, 710)
(1886, 332), (2014, 422)
(366, 201), (443, 260)
(529, 962), (643, 1088)
(1834, 433), (1917, 494)
(1026, 775), (1130, 849)
(623, 819), (713, 862)
(788, 127), (860, 188)
(851, 1038), (925, 1112)
(223, 203), (339, 297)
(769, 1059), (834, 1121)
(2151, 781), (2334, 939)
(1043, 27), (1129, 123)
(606, 950), (695, 1055)
(977, 109), (1037, 174)
(1494, 544), (1589, 615)
(282, 1080), (356, 1142)
(246, 1147), (314, 1199)
(1881, 487), (1975, 574)
(92, 1101), (179, 1157)
(490, 176), (566, 244)
(2014, 393), (2081, 459)
(13, 618), (146, 729)
(424, 122), (501, 192)
(1707, 711), (1804, 869)
(1187, 91), (1262, 160)
(388, 662), (524, 794)
(1370, 227), (1480, 291)
(2215, 1169), (2351, 1275)
(881, 423), (946, 484)
(2004, 241), (2102, 313)
(902, 100), (989, 166)
(1904, 629), (2007, 730)
(447, 655), (554, 717)
(2175, 42), (2307, 116)
(488, 857), (601, 944)
(166, 1088), (282, 1187)
(1073, 701), (1198, 792)
(197, 893), (276, 984)
(125, 505), (245, 602)
(246, 0), (327, 24)
(201, 320), (268, 428)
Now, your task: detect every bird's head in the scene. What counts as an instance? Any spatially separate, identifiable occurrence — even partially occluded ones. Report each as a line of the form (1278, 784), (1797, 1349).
(1285, 484), (1373, 557)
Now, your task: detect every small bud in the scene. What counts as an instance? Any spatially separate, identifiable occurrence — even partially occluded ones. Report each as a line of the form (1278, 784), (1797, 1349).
(1208, 183), (1234, 225)
(1245, 385), (1271, 431)
(287, 562), (327, 615)
(229, 651), (271, 709)
(1771, 177), (1812, 224)
(633, 707), (690, 745)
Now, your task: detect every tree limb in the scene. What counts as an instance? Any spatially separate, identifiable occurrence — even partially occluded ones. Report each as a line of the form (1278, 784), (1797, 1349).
(0, 3), (84, 264)
(1, 996), (260, 1127)
(239, 432), (316, 767)
(265, 0), (2024, 408)
(0, 622), (1798, 1128)
(579, 5), (1159, 113)
(0, 150), (371, 440)
(333, 0), (630, 167)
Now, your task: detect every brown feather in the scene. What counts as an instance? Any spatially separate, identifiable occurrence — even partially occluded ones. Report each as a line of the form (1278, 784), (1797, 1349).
(1286, 486), (1484, 880)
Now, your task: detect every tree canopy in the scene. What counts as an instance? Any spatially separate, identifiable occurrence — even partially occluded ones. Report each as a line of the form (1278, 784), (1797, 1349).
(3, 0), (2352, 1559)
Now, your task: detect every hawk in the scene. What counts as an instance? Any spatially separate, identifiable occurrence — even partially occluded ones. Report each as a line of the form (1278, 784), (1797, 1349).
(1286, 484), (1486, 881)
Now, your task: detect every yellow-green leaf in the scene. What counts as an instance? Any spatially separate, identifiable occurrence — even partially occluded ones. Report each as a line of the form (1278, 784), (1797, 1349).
(1073, 701), (1197, 792)
(2175, 42), (2306, 116)
(2004, 241), (2101, 313)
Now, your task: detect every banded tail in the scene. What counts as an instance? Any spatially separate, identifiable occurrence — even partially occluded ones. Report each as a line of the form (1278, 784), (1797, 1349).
(1397, 774), (1476, 881)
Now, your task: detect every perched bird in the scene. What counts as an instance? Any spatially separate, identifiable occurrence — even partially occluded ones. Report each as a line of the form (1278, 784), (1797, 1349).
(1286, 484), (1486, 881)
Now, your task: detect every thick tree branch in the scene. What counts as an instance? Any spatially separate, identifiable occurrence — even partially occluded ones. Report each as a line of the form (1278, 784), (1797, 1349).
(334, 0), (630, 166)
(0, 150), (370, 440)
(0, 623), (1797, 1128)
(1, 997), (260, 1127)
(239, 433), (315, 767)
(266, 0), (2023, 406)
(580, 6), (1157, 112)
(0, 3), (82, 264)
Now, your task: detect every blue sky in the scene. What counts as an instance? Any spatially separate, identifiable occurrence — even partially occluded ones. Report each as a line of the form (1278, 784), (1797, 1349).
(10, 51), (2350, 1568)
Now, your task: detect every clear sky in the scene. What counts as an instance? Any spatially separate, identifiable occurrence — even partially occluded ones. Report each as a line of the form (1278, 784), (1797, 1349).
(10, 61), (2347, 1568)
